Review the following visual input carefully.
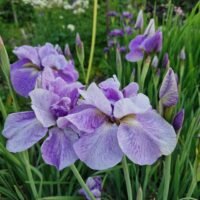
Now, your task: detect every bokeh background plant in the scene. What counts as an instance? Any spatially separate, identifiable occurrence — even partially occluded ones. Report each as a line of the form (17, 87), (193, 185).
(0, 0), (199, 199)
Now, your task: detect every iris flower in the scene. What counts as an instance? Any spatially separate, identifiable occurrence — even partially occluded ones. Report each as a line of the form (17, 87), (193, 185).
(126, 19), (162, 62)
(79, 176), (102, 200)
(11, 43), (78, 97)
(3, 68), (82, 170)
(58, 76), (177, 170)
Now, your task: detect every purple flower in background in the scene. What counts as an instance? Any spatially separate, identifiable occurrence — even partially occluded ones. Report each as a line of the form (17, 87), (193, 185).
(124, 26), (133, 35)
(3, 68), (83, 170)
(103, 47), (109, 54)
(11, 43), (78, 97)
(108, 40), (116, 48)
(79, 176), (102, 200)
(126, 19), (162, 62)
(107, 11), (118, 17)
(135, 10), (144, 30)
(172, 109), (184, 132)
(58, 76), (177, 170)
(119, 46), (127, 53)
(122, 11), (133, 19)
(159, 68), (178, 107)
(109, 29), (124, 37)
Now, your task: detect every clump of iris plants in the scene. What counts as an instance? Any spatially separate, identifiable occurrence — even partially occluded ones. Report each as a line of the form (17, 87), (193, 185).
(0, 6), (187, 200)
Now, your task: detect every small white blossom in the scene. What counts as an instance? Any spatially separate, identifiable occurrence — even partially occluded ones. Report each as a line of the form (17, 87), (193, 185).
(67, 24), (75, 32)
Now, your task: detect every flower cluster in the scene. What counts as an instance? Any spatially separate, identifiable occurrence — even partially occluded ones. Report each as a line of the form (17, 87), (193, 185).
(21, 0), (89, 14)
(105, 9), (144, 54)
(2, 39), (178, 171)
(11, 43), (78, 97)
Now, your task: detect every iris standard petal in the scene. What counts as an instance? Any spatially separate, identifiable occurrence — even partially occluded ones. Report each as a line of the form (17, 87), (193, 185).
(38, 43), (58, 59)
(114, 93), (151, 119)
(79, 83), (112, 116)
(29, 89), (60, 127)
(2, 111), (47, 152)
(41, 127), (78, 170)
(99, 75), (120, 90)
(11, 59), (40, 97)
(128, 35), (146, 50)
(142, 31), (162, 53)
(118, 110), (177, 165)
(59, 107), (106, 133)
(122, 82), (139, 97)
(159, 68), (178, 107)
(99, 75), (123, 102)
(41, 54), (67, 70)
(73, 122), (123, 170)
(13, 45), (40, 66)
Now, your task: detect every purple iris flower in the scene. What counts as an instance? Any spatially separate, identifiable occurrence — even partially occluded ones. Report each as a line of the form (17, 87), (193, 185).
(107, 11), (118, 17)
(124, 26), (133, 35)
(79, 176), (102, 200)
(126, 19), (162, 62)
(11, 43), (78, 97)
(122, 11), (133, 19)
(126, 31), (162, 62)
(58, 76), (177, 170)
(2, 68), (83, 170)
(109, 29), (124, 37)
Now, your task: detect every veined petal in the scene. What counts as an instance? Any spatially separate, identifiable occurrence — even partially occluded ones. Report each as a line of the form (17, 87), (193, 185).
(13, 46), (40, 66)
(41, 127), (78, 170)
(114, 94), (151, 119)
(74, 122), (123, 170)
(29, 89), (60, 127)
(2, 111), (47, 152)
(99, 75), (123, 102)
(122, 82), (139, 98)
(38, 43), (58, 59)
(128, 35), (146, 50)
(142, 31), (162, 53)
(79, 83), (112, 116)
(41, 54), (67, 70)
(99, 75), (120, 90)
(58, 107), (106, 133)
(159, 68), (178, 107)
(118, 110), (177, 165)
(11, 59), (40, 97)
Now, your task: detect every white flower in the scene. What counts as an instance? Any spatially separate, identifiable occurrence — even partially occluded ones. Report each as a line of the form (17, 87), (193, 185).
(67, 24), (75, 32)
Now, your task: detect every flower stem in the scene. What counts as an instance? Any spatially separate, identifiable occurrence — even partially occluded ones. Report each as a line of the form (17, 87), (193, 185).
(122, 156), (133, 200)
(163, 155), (171, 200)
(86, 0), (98, 85)
(22, 151), (38, 199)
(70, 164), (96, 200)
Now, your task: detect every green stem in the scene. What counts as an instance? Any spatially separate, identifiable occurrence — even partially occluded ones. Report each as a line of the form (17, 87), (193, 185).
(22, 151), (38, 199)
(122, 156), (133, 200)
(70, 164), (96, 200)
(163, 156), (171, 200)
(86, 0), (98, 85)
